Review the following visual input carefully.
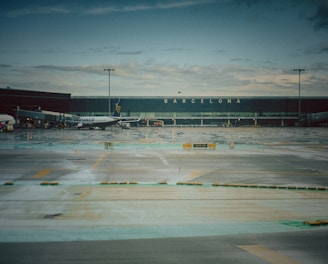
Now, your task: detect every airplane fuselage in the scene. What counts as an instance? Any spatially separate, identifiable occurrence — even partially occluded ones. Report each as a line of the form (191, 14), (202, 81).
(79, 116), (118, 123)
(77, 116), (119, 129)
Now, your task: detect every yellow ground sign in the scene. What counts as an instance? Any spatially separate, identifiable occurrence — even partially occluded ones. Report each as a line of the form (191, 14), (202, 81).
(183, 143), (216, 149)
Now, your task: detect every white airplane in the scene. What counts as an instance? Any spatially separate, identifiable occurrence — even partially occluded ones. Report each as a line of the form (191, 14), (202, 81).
(0, 114), (16, 132)
(76, 99), (140, 130)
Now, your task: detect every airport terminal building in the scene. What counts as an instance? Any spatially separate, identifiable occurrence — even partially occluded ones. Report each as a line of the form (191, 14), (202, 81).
(1, 88), (328, 127)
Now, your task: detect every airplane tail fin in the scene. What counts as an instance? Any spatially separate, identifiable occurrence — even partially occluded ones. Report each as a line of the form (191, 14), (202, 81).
(112, 99), (122, 117)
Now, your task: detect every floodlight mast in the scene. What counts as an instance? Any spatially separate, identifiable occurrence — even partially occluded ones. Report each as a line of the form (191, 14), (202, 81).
(104, 68), (115, 115)
(294, 68), (305, 125)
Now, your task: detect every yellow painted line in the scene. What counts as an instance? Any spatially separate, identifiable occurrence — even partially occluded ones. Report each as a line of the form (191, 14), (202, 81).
(32, 169), (52, 179)
(92, 153), (106, 170)
(238, 245), (300, 264)
(79, 190), (91, 197)
(184, 170), (203, 181)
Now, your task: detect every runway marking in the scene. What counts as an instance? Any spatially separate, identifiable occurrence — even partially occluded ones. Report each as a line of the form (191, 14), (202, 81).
(32, 169), (52, 179)
(238, 245), (300, 264)
(212, 169), (326, 176)
(159, 156), (169, 165)
(92, 153), (106, 170)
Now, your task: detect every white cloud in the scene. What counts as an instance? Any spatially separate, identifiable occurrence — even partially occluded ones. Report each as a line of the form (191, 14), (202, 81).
(4, 1), (217, 17)
(2, 61), (325, 97)
(5, 5), (71, 17)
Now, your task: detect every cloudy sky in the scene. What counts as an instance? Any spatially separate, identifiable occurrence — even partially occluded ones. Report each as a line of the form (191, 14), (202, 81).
(0, 0), (327, 97)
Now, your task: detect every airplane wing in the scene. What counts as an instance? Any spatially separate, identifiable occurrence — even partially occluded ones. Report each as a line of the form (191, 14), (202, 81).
(117, 115), (142, 124)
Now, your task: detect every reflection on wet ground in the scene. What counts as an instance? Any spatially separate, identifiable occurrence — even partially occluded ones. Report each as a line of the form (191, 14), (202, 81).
(1, 126), (328, 147)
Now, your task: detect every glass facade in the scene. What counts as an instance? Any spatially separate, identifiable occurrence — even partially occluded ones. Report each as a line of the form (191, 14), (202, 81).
(69, 96), (328, 126)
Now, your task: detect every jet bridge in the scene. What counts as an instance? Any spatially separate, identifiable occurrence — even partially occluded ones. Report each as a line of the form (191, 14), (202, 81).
(16, 109), (79, 128)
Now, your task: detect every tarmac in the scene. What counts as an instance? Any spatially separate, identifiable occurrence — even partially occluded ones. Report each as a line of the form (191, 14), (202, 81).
(0, 127), (328, 263)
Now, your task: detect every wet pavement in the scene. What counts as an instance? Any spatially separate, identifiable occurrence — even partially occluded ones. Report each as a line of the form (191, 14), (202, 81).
(0, 127), (328, 263)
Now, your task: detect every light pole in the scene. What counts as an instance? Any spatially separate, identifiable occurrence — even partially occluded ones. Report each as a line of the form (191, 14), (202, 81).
(294, 68), (305, 124)
(104, 68), (115, 115)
